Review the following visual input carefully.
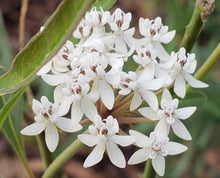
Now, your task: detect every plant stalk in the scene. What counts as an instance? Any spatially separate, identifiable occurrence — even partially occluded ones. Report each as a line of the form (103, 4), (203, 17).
(143, 159), (155, 178)
(42, 132), (87, 178)
(179, 0), (215, 52)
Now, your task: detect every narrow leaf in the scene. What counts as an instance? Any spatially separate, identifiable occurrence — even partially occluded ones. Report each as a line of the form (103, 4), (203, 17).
(0, 82), (30, 129)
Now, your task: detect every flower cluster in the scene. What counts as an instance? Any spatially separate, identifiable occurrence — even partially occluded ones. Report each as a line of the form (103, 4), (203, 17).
(21, 7), (208, 176)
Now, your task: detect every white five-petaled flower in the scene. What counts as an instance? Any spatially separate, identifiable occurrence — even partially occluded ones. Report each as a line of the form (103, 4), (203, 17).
(118, 64), (165, 111)
(109, 8), (135, 53)
(138, 17), (175, 61)
(139, 88), (197, 140)
(170, 47), (208, 98)
(78, 115), (134, 168)
(128, 124), (187, 176)
(37, 40), (74, 75)
(54, 78), (98, 121)
(20, 96), (82, 152)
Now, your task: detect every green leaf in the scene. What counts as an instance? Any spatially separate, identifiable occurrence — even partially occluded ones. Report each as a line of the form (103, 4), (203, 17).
(92, 0), (117, 10)
(178, 90), (207, 107)
(0, 12), (12, 75)
(0, 83), (30, 129)
(0, 0), (94, 95)
(2, 96), (24, 159)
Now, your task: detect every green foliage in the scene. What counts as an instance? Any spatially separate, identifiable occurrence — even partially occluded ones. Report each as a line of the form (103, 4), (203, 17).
(92, 0), (117, 10)
(178, 90), (207, 107)
(0, 0), (94, 95)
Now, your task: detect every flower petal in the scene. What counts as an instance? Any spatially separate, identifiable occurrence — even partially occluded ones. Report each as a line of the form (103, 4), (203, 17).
(45, 122), (59, 152)
(57, 97), (73, 116)
(176, 107), (197, 120)
(160, 30), (176, 44)
(184, 73), (208, 88)
(172, 119), (192, 140)
(152, 154), (165, 176)
(154, 119), (169, 136)
(162, 88), (172, 103)
(41, 74), (69, 86)
(139, 89), (158, 111)
(81, 97), (98, 121)
(100, 80), (114, 110)
(54, 84), (65, 103)
(55, 117), (82, 132)
(174, 74), (186, 98)
(130, 91), (142, 111)
(78, 134), (98, 147)
(88, 79), (100, 102)
(110, 135), (134, 147)
(106, 141), (126, 168)
(140, 77), (165, 91)
(71, 101), (83, 122)
(128, 148), (150, 165)
(138, 107), (159, 120)
(154, 42), (170, 61)
(37, 61), (52, 75)
(166, 142), (187, 155)
(32, 99), (42, 114)
(129, 130), (150, 147)
(20, 122), (45, 136)
(83, 143), (105, 168)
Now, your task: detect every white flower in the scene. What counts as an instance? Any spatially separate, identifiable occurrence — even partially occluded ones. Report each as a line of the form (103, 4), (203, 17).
(170, 48), (208, 98)
(37, 40), (74, 75)
(109, 8), (135, 53)
(20, 96), (82, 152)
(128, 126), (187, 176)
(110, 8), (132, 32)
(139, 88), (197, 140)
(139, 17), (175, 44)
(118, 64), (165, 111)
(78, 115), (134, 168)
(85, 7), (111, 32)
(73, 18), (91, 39)
(54, 78), (98, 121)
(81, 53), (117, 110)
(138, 17), (175, 61)
(133, 44), (157, 68)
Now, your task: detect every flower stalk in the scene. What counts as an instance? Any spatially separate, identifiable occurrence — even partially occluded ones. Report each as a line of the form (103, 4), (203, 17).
(42, 134), (86, 178)
(180, 0), (215, 52)
(143, 160), (156, 178)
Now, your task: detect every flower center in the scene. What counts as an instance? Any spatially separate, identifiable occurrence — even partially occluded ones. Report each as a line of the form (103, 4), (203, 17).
(71, 82), (82, 94)
(121, 77), (131, 88)
(41, 106), (52, 119)
(151, 140), (162, 151)
(97, 124), (108, 136)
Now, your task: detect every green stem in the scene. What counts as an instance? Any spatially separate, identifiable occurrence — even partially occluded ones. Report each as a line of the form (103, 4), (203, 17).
(36, 133), (54, 168)
(143, 159), (155, 178)
(42, 132), (86, 178)
(187, 43), (220, 90)
(194, 43), (220, 80)
(179, 0), (214, 52)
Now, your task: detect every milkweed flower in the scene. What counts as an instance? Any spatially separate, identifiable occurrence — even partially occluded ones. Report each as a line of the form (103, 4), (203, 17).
(21, 96), (82, 152)
(128, 124), (187, 176)
(169, 48), (208, 98)
(78, 115), (134, 168)
(139, 88), (197, 140)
